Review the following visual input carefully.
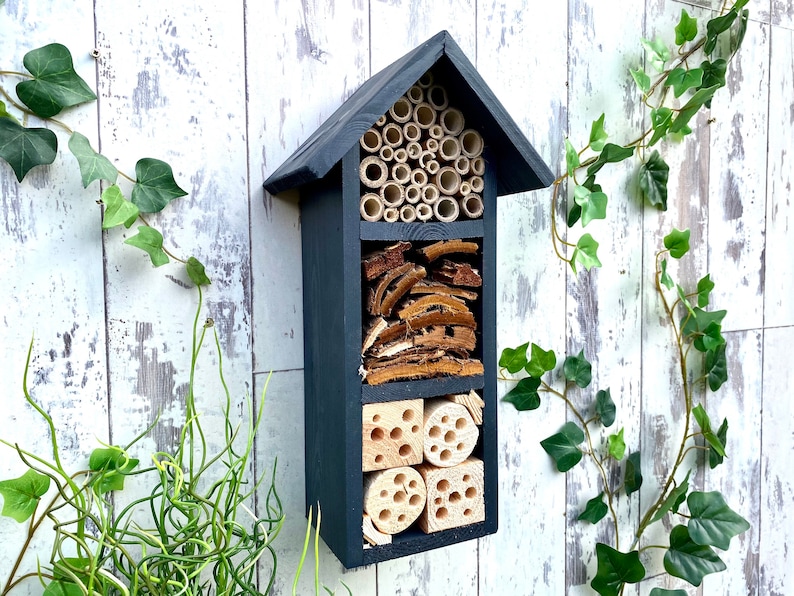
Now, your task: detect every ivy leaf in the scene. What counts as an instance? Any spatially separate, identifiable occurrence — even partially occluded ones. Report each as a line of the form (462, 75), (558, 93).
(88, 447), (139, 495)
(681, 308), (727, 352)
(16, 43), (97, 118)
(624, 451), (643, 496)
(652, 470), (691, 523)
(595, 388), (616, 427)
(649, 107), (673, 146)
(578, 492), (609, 524)
(660, 259), (674, 290)
(695, 320), (725, 352)
(630, 67), (651, 94)
(589, 114), (608, 152)
(638, 150), (669, 210)
(502, 376), (542, 411)
(733, 9), (749, 55)
(664, 228), (690, 259)
(0, 469), (51, 522)
(699, 59), (728, 108)
(706, 343), (729, 392)
(670, 85), (720, 134)
(709, 418), (729, 468)
(68, 131), (118, 187)
(567, 203), (582, 227)
(573, 185), (608, 227)
(664, 525), (726, 586)
(641, 37), (671, 72)
(124, 226), (170, 267)
(43, 580), (85, 596)
(186, 257), (211, 286)
(608, 428), (626, 460)
(101, 185), (139, 230)
(0, 118), (58, 182)
(590, 543), (646, 596)
(131, 158), (188, 213)
(525, 344), (556, 378)
(586, 143), (635, 177)
(564, 349), (592, 388)
(650, 589), (688, 596)
(0, 99), (19, 123)
(540, 421), (585, 472)
(665, 67), (704, 98)
(499, 342), (529, 374)
(571, 233), (602, 274)
(696, 274), (715, 307)
(704, 1), (747, 55)
(688, 491), (750, 550)
(692, 404), (727, 458)
(565, 138), (580, 178)
(675, 9), (698, 45)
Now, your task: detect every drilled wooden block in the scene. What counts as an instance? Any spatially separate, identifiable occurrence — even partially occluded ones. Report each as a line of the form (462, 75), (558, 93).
(362, 399), (424, 472)
(417, 457), (485, 533)
(363, 466), (427, 534)
(423, 399), (479, 467)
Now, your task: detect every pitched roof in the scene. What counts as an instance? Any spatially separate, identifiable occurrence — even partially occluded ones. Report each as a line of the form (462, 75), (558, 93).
(263, 30), (554, 196)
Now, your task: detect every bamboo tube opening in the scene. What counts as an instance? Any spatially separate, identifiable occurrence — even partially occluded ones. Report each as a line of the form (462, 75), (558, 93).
(406, 141), (422, 160)
(415, 203), (433, 221)
(429, 124), (444, 140)
(460, 129), (484, 158)
(411, 168), (428, 186)
(424, 138), (439, 153)
(360, 193), (384, 222)
(439, 108), (465, 136)
(439, 136), (461, 162)
(421, 183), (440, 205)
(460, 194), (484, 219)
(382, 123), (403, 147)
(469, 175), (484, 193)
(381, 181), (405, 208)
(425, 159), (440, 175)
(459, 181), (472, 196)
(360, 156), (389, 188)
(407, 85), (424, 104)
(427, 85), (449, 111)
(419, 151), (435, 169)
(413, 103), (436, 128)
(471, 156), (485, 175)
(383, 207), (399, 222)
(454, 156), (470, 175)
(389, 96), (413, 123)
(376, 114), (387, 127)
(433, 167), (461, 196)
(403, 122), (422, 143)
(433, 196), (459, 222)
(392, 162), (412, 185)
(360, 128), (383, 153)
(394, 148), (409, 164)
(417, 71), (434, 88)
(400, 204), (417, 223)
(405, 184), (422, 204)
(379, 146), (394, 161)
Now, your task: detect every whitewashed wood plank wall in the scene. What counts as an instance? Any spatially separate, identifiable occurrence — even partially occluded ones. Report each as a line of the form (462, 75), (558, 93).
(1, 0), (791, 594)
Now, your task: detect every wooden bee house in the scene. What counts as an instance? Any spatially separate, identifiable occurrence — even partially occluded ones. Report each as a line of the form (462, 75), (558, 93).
(263, 30), (554, 568)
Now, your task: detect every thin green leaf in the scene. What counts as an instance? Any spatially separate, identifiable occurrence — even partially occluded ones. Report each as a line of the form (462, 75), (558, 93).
(186, 257), (211, 286)
(665, 67), (704, 98)
(608, 428), (626, 460)
(641, 37), (671, 72)
(660, 259), (674, 290)
(697, 274), (715, 307)
(649, 107), (673, 146)
(589, 113), (608, 152)
(525, 343), (557, 378)
(687, 491), (750, 550)
(124, 225), (170, 267)
(540, 421), (585, 472)
(499, 342), (529, 374)
(563, 349), (592, 388)
(695, 320), (725, 353)
(704, 5), (741, 55)
(0, 99), (19, 123)
(681, 308), (727, 345)
(502, 377), (542, 411)
(595, 388), (616, 427)
(586, 143), (635, 177)
(624, 451), (643, 496)
(101, 185), (139, 229)
(664, 228), (690, 259)
(68, 131), (118, 187)
(664, 525), (726, 586)
(571, 233), (602, 274)
(652, 470), (691, 523)
(565, 138), (580, 178)
(709, 418), (729, 468)
(573, 185), (608, 227)
(670, 85), (720, 134)
(0, 118), (57, 182)
(43, 580), (85, 596)
(131, 157), (188, 213)
(591, 543), (646, 596)
(675, 9), (698, 45)
(638, 150), (669, 210)
(0, 469), (51, 522)
(692, 404), (727, 457)
(630, 67), (651, 94)
(733, 9), (749, 55)
(706, 343), (729, 392)
(578, 492), (609, 524)
(16, 43), (97, 118)
(567, 203), (582, 227)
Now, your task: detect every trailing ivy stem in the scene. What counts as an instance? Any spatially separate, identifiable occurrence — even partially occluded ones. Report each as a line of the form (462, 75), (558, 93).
(550, 180), (575, 265)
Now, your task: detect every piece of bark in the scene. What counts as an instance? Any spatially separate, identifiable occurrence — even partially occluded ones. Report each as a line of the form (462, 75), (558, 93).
(362, 241), (412, 281)
(397, 294), (469, 320)
(362, 317), (388, 354)
(368, 311), (477, 353)
(380, 265), (427, 316)
(409, 280), (479, 301)
(362, 356), (484, 385)
(416, 239), (479, 262)
(369, 262), (413, 315)
(432, 260), (482, 287)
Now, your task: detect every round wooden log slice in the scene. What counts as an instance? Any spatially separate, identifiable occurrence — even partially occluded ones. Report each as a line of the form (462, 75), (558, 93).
(423, 399), (478, 467)
(417, 457), (485, 533)
(363, 466), (427, 534)
(363, 399), (424, 472)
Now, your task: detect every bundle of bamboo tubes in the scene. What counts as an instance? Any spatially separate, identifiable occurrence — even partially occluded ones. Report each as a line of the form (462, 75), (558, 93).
(359, 71), (486, 224)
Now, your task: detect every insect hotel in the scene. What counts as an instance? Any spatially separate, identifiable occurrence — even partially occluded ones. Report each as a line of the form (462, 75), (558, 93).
(263, 31), (553, 568)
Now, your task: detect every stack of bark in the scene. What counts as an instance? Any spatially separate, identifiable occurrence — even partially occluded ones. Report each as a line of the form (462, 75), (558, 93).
(360, 239), (484, 385)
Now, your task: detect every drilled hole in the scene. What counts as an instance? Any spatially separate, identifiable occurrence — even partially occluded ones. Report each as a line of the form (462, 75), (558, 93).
(441, 415), (449, 423)
(402, 409), (414, 422)
(411, 425), (420, 433)
(409, 479), (418, 489)
(394, 490), (407, 504)
(379, 509), (391, 522)
(429, 425), (442, 439)
(444, 430), (456, 443)
(375, 454), (384, 464)
(399, 444), (412, 457)
(449, 491), (462, 504)
(464, 508), (473, 517)
(437, 479), (450, 492)
(436, 507), (449, 520)
(398, 514), (406, 523)
(440, 450), (452, 462)
(370, 427), (385, 441)
(434, 497), (443, 505)
(372, 414), (381, 422)
(463, 474), (471, 482)
(431, 445), (439, 453)
(457, 442), (465, 451)
(390, 427), (403, 440)
(466, 487), (477, 499)
(380, 489), (388, 498)
(394, 473), (407, 485)
(455, 418), (467, 430)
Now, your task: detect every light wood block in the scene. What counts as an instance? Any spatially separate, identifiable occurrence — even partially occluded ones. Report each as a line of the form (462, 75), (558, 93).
(447, 389), (484, 424)
(423, 399), (479, 467)
(363, 466), (427, 534)
(417, 457), (485, 533)
(362, 399), (424, 472)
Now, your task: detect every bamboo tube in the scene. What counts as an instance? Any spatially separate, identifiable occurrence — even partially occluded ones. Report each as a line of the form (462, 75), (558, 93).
(413, 102), (436, 129)
(428, 124), (444, 140)
(389, 96), (413, 123)
(381, 181), (405, 208)
(360, 156), (389, 188)
(400, 204), (417, 223)
(433, 195), (460, 222)
(375, 114), (387, 127)
(419, 150), (435, 169)
(459, 180), (472, 196)
(427, 85), (449, 111)
(360, 128), (383, 153)
(425, 159), (440, 175)
(471, 156), (485, 175)
(417, 71), (434, 88)
(421, 183), (440, 205)
(379, 146), (394, 161)
(439, 107), (465, 136)
(407, 84), (424, 104)
(360, 193), (384, 222)
(403, 121), (422, 143)
(411, 168), (428, 186)
(460, 193), (484, 219)
(382, 123), (403, 148)
(438, 136), (461, 162)
(415, 203), (433, 221)
(454, 155), (470, 175)
(433, 166), (461, 196)
(469, 175), (484, 193)
(405, 184), (422, 204)
(423, 138), (439, 153)
(459, 129), (484, 158)
(391, 162), (411, 185)
(406, 141), (422, 160)
(394, 148), (409, 164)
(383, 207), (399, 223)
